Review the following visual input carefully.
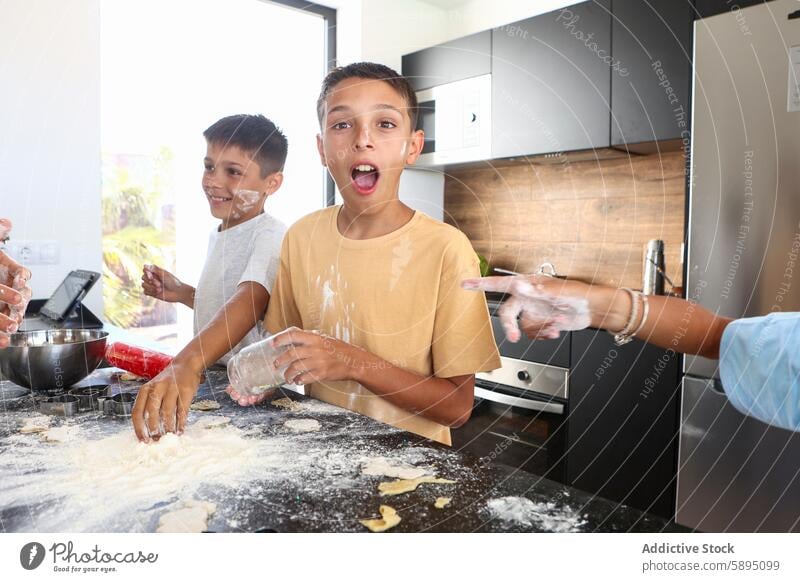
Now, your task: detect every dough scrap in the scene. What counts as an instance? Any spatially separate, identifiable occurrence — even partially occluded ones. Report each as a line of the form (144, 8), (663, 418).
(42, 425), (79, 443)
(362, 457), (429, 480)
(434, 497), (452, 509)
(156, 499), (217, 533)
(284, 418), (321, 433)
(118, 372), (142, 382)
(360, 505), (401, 533)
(378, 476), (456, 497)
(272, 397), (302, 412)
(194, 415), (231, 430)
(20, 415), (51, 434)
(190, 399), (221, 411)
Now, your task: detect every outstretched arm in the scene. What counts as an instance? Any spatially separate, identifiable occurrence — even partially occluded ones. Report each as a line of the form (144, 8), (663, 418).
(462, 275), (733, 359)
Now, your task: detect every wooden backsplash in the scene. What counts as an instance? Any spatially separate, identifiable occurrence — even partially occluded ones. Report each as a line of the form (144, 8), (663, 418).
(444, 150), (686, 289)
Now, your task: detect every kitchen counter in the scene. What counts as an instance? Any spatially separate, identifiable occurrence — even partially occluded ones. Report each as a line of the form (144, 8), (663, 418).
(0, 369), (688, 533)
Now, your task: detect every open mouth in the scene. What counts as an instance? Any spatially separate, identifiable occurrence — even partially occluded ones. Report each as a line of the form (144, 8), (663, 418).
(350, 163), (380, 195)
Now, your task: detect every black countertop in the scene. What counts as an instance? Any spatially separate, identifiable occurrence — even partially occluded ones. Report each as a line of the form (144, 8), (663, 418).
(0, 368), (688, 533)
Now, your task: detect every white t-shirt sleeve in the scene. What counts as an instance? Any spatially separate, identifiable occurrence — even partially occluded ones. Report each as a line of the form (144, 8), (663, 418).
(238, 218), (285, 294)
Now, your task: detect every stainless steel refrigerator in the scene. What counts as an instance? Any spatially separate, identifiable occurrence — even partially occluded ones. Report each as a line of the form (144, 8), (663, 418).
(678, 0), (800, 532)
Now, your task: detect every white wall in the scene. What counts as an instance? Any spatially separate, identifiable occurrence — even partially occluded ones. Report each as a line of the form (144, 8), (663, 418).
(439, 0), (577, 43)
(0, 0), (103, 315)
(323, 0), (578, 69)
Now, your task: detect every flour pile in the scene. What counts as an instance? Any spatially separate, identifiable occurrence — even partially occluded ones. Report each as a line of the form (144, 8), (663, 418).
(485, 496), (587, 532)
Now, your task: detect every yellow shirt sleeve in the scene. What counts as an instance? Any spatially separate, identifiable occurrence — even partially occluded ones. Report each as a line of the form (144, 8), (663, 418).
(431, 233), (501, 378)
(264, 236), (303, 335)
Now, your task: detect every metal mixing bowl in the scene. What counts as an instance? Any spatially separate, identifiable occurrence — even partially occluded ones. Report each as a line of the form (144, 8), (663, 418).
(0, 329), (108, 391)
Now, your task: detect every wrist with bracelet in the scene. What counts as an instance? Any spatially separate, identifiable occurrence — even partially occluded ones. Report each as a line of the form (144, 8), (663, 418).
(611, 288), (650, 346)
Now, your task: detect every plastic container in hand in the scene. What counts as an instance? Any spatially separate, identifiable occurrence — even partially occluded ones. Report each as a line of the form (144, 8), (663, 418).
(226, 328), (295, 396)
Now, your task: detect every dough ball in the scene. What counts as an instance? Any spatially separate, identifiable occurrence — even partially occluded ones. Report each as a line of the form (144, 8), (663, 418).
(434, 497), (452, 509)
(190, 399), (221, 411)
(378, 476), (455, 497)
(20, 415), (51, 434)
(193, 415), (231, 430)
(361, 457), (428, 480)
(42, 425), (79, 443)
(156, 499), (216, 533)
(360, 505), (401, 533)
(272, 397), (302, 412)
(283, 419), (321, 433)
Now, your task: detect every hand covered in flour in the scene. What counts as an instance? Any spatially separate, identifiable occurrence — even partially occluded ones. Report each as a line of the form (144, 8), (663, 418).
(0, 219), (32, 348)
(142, 264), (194, 307)
(462, 275), (592, 342)
(132, 360), (204, 442)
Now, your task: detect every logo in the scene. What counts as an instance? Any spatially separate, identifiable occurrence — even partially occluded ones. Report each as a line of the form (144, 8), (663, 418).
(20, 542), (46, 570)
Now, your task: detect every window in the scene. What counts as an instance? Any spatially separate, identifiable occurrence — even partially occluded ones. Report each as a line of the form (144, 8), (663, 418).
(100, 0), (334, 349)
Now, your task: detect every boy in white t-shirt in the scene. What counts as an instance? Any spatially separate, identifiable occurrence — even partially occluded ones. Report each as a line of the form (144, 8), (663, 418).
(132, 114), (287, 442)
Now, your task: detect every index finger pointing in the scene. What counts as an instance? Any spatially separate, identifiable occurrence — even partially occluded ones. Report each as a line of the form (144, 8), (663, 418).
(461, 276), (516, 294)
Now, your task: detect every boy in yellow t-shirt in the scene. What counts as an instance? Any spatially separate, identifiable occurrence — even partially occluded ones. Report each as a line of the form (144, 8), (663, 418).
(229, 62), (500, 445)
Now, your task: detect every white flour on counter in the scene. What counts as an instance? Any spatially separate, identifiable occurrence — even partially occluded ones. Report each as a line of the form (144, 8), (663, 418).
(485, 496), (587, 532)
(0, 404), (467, 532)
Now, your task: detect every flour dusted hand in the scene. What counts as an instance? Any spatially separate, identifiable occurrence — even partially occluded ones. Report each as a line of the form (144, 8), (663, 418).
(0, 218), (32, 347)
(462, 275), (591, 342)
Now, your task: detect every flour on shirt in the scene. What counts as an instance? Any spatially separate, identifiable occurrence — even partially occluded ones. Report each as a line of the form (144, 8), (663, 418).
(314, 266), (354, 344)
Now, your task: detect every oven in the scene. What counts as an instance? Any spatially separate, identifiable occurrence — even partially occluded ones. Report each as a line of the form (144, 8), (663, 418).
(475, 293), (571, 414)
(453, 293), (570, 482)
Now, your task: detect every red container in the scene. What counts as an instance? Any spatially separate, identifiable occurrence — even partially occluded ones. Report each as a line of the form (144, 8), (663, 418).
(104, 342), (173, 380)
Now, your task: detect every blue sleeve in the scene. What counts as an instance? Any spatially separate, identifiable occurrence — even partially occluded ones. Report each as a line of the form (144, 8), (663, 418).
(719, 312), (800, 432)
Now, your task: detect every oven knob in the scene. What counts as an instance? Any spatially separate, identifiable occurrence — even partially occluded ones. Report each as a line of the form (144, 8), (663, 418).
(517, 370), (531, 383)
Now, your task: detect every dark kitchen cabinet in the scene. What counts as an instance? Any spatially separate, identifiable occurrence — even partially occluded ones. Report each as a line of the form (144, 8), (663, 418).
(491, 0), (612, 159)
(566, 329), (681, 519)
(694, 0), (771, 19)
(611, 0), (694, 146)
(401, 30), (492, 92)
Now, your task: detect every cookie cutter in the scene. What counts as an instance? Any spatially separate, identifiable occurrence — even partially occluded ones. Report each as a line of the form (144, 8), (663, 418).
(68, 385), (110, 412)
(102, 392), (134, 417)
(39, 394), (79, 417)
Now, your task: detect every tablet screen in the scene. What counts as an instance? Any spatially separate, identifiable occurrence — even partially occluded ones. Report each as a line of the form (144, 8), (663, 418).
(39, 271), (98, 321)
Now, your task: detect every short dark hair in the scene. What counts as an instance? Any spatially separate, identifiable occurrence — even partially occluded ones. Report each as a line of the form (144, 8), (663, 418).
(203, 114), (288, 177)
(316, 62), (418, 131)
